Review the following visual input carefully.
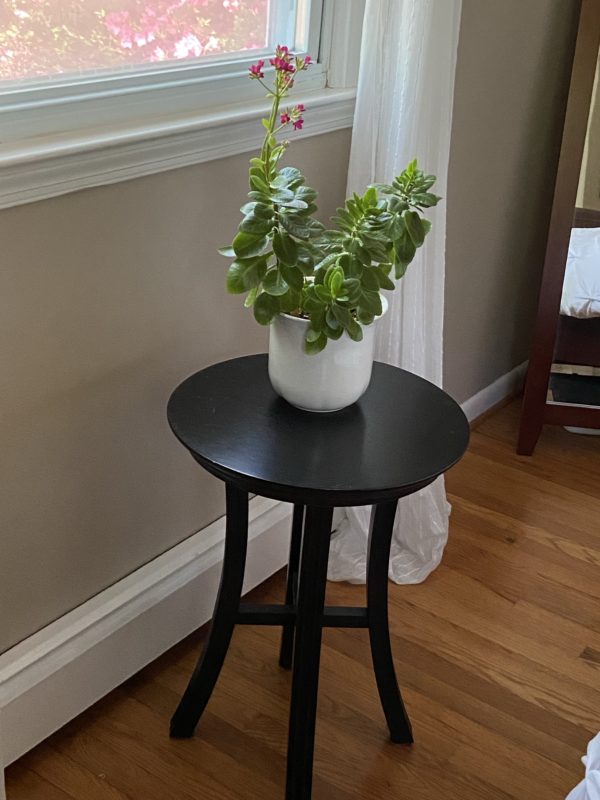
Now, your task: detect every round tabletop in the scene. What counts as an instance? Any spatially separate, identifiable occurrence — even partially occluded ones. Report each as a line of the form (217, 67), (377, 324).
(167, 355), (469, 506)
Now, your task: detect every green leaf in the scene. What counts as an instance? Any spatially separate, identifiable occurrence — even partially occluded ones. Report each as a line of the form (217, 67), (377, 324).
(272, 167), (303, 189)
(394, 231), (416, 265)
(303, 291), (325, 313)
(330, 270), (344, 297)
(278, 198), (309, 210)
(226, 262), (247, 294)
(353, 243), (372, 265)
(342, 277), (362, 305)
(272, 230), (298, 266)
(304, 332), (327, 354)
(332, 304), (352, 328)
(253, 291), (279, 325)
(240, 216), (273, 235)
(361, 268), (380, 292)
(395, 261), (410, 280)
(346, 318), (363, 342)
(263, 268), (289, 296)
(271, 188), (295, 203)
(296, 186), (318, 204)
(226, 256), (267, 293)
(363, 186), (377, 207)
(373, 267), (395, 291)
(387, 195), (409, 214)
(297, 258), (314, 276)
(278, 288), (302, 313)
(232, 232), (270, 259)
(324, 324), (343, 340)
(359, 290), (383, 316)
(244, 287), (258, 307)
(314, 284), (331, 303)
(325, 265), (344, 298)
(357, 309), (375, 325)
(306, 327), (323, 343)
(248, 190), (271, 203)
(280, 264), (304, 290)
(314, 253), (340, 272)
(240, 202), (274, 219)
(296, 202), (318, 217)
(346, 255), (364, 279)
(218, 246), (236, 258)
(279, 213), (311, 240)
(404, 210), (426, 247)
(326, 308), (340, 330)
(250, 174), (270, 194)
(412, 192), (440, 208)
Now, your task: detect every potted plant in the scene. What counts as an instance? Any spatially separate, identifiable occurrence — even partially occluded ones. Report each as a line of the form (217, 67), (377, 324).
(220, 46), (439, 412)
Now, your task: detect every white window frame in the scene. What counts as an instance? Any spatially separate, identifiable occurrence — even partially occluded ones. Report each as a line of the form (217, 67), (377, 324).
(0, 0), (365, 209)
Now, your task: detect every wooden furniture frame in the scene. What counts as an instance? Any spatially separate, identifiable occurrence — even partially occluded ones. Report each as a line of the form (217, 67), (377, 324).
(518, 0), (600, 454)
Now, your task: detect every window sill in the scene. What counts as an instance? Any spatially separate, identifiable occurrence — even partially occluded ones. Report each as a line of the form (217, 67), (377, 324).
(0, 87), (356, 210)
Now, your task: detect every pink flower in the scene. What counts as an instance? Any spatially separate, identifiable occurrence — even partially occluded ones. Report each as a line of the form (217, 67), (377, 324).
(293, 118), (304, 130)
(248, 59), (265, 78)
(270, 56), (295, 73)
(280, 112), (291, 125)
(295, 103), (305, 113)
(295, 54), (313, 71)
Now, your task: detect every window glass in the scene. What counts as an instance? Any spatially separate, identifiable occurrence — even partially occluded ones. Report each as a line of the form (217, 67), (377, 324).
(0, 0), (270, 82)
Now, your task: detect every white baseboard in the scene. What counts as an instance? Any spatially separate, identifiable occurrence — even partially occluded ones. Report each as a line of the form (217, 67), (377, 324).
(0, 496), (292, 786)
(460, 361), (528, 423)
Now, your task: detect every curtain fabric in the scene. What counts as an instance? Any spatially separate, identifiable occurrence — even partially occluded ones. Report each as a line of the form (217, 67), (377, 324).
(566, 732), (600, 800)
(328, 0), (463, 584)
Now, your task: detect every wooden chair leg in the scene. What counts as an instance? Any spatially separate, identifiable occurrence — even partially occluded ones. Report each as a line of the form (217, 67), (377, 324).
(170, 483), (248, 738)
(366, 500), (413, 744)
(286, 505), (333, 800)
(279, 504), (305, 669)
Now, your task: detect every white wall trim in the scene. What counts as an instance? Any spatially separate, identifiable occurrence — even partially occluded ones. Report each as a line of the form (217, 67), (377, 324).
(0, 496), (292, 789)
(320, 0), (366, 88)
(0, 88), (355, 210)
(460, 361), (528, 423)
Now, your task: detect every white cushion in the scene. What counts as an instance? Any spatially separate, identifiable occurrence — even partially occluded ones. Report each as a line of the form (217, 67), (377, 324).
(561, 227), (600, 318)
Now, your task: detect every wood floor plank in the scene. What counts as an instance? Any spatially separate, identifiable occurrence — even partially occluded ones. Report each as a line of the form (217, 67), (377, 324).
(5, 399), (599, 799)
(4, 765), (75, 800)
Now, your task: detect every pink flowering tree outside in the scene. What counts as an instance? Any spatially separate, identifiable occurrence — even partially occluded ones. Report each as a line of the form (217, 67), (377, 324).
(220, 46), (441, 354)
(0, 0), (267, 80)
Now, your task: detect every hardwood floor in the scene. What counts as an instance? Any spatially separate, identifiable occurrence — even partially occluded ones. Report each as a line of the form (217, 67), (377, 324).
(6, 401), (600, 799)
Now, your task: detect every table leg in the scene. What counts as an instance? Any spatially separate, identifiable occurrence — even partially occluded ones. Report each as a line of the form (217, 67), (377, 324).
(279, 504), (305, 669)
(170, 482), (248, 738)
(366, 500), (414, 744)
(286, 505), (333, 800)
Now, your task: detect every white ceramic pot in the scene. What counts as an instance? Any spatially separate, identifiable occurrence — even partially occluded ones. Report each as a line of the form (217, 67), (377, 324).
(268, 297), (388, 412)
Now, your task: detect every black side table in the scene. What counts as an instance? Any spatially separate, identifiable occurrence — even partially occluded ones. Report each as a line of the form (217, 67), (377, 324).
(167, 355), (469, 800)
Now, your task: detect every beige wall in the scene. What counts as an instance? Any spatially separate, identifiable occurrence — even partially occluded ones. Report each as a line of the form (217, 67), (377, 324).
(444, 0), (580, 402)
(0, 130), (351, 653)
(577, 57), (600, 210)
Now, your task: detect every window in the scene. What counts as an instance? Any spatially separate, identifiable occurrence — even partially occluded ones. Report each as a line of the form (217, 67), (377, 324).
(0, 0), (327, 142)
(1, 0), (274, 82)
(0, 0), (364, 209)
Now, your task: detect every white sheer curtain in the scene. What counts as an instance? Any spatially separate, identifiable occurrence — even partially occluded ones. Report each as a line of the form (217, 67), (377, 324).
(328, 0), (463, 584)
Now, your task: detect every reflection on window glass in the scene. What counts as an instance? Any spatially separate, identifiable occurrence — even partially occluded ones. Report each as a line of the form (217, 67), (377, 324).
(0, 0), (268, 81)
